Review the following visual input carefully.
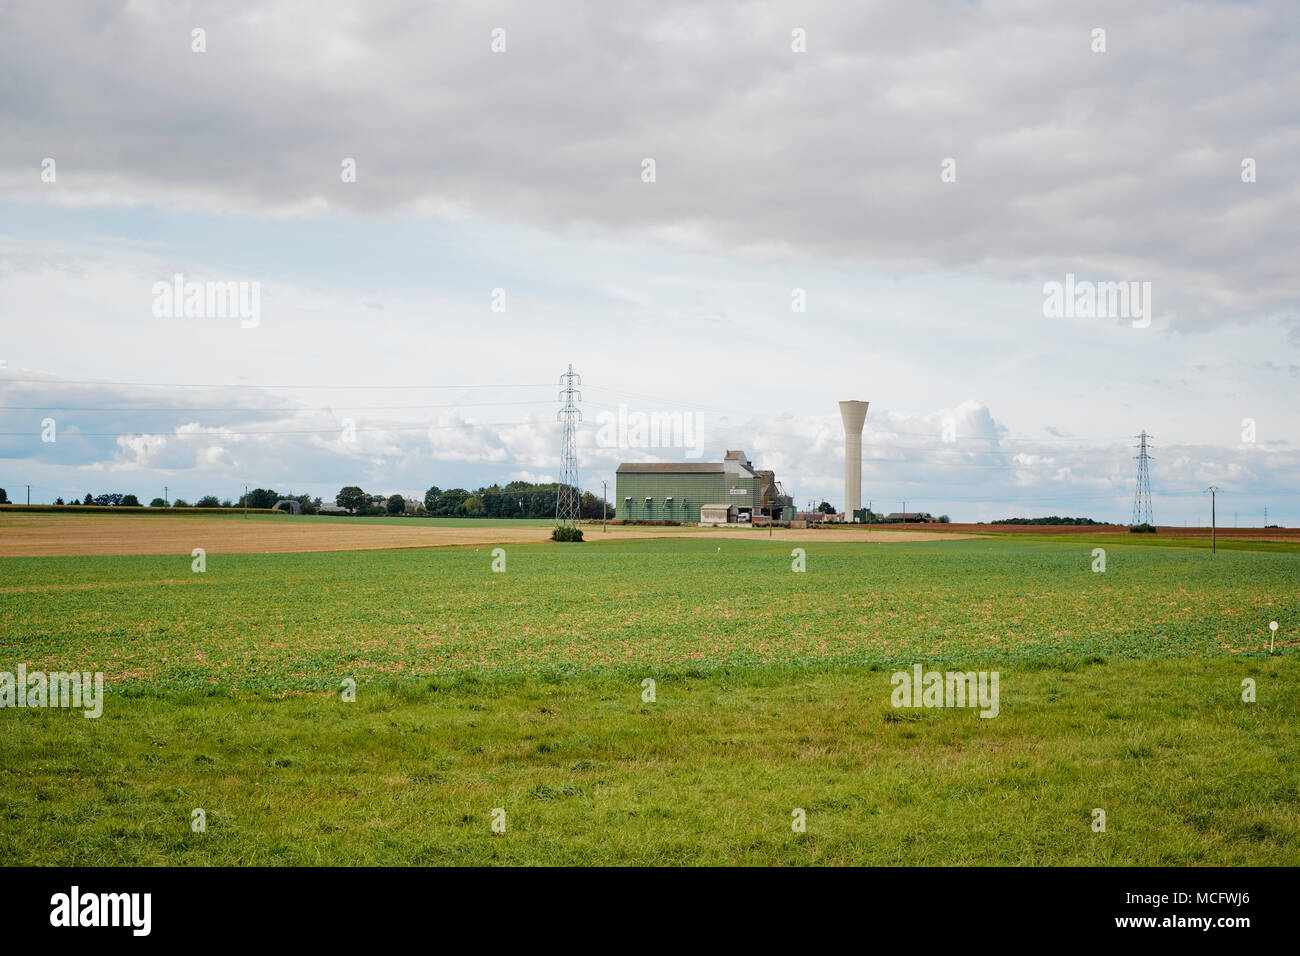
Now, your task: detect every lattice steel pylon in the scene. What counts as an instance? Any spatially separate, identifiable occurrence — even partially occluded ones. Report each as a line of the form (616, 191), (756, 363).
(555, 364), (582, 526)
(1131, 430), (1154, 526)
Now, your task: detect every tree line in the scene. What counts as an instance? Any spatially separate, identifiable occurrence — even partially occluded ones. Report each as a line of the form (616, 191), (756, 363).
(989, 516), (1103, 525)
(332, 481), (612, 519)
(5, 481), (614, 520)
(22, 488), (314, 511)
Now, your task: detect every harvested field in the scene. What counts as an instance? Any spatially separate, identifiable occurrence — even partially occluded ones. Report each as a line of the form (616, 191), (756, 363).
(887, 523), (1300, 541)
(0, 513), (554, 556)
(0, 512), (972, 557)
(669, 527), (971, 544)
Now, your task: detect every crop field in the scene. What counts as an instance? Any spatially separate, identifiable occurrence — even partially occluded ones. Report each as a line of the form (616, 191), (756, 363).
(1, 527), (1296, 865)
(0, 511), (968, 557)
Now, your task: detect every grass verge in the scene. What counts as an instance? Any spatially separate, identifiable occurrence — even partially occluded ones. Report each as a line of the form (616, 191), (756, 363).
(1, 656), (1295, 865)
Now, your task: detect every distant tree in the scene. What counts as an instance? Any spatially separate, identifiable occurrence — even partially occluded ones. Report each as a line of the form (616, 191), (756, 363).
(196, 495), (221, 508)
(817, 501), (836, 514)
(336, 486), (366, 514)
(82, 493), (94, 505)
(437, 489), (471, 516)
(386, 494), (405, 514)
(150, 497), (167, 508)
(246, 488), (280, 510)
(0, 488), (7, 504)
(121, 494), (141, 507)
(54, 496), (64, 505)
(579, 490), (604, 520)
(937, 515), (950, 523)
(220, 499), (233, 508)
(991, 516), (1101, 526)
(173, 498), (191, 508)
(420, 481), (618, 519)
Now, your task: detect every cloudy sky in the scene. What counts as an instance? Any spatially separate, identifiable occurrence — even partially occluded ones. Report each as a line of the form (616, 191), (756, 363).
(1, 0), (1297, 523)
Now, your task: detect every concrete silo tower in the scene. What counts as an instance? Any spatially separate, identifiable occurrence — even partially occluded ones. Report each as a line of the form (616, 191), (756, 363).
(838, 401), (869, 520)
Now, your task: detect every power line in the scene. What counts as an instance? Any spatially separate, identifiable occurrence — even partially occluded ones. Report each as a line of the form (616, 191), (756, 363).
(0, 419), (555, 438)
(0, 400), (554, 412)
(0, 377), (555, 390)
(5, 376), (1292, 451)
(582, 385), (1247, 448)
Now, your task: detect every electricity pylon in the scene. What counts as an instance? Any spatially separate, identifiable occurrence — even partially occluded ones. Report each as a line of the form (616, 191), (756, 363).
(556, 365), (582, 526)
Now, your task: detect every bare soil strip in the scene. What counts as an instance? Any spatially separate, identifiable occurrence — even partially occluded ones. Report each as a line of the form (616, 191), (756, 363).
(891, 522), (1300, 541)
(0, 514), (971, 557)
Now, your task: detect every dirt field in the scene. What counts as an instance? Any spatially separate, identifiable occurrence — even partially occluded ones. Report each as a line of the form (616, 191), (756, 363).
(0, 513), (971, 557)
(891, 523), (1300, 541)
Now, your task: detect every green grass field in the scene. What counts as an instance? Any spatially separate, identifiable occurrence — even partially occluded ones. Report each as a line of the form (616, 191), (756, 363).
(1, 536), (1296, 865)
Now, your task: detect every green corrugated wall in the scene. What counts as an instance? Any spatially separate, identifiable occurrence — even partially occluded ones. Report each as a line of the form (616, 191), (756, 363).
(615, 471), (757, 521)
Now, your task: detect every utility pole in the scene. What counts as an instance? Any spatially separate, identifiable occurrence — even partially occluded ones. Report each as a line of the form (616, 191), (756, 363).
(26, 484), (31, 505)
(601, 480), (607, 532)
(1206, 486), (1222, 554)
(243, 484), (249, 519)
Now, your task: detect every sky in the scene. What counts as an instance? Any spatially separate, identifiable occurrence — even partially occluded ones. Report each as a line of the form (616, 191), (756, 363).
(1, 0), (1297, 524)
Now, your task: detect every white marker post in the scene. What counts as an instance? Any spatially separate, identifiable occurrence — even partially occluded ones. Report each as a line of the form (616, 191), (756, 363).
(1269, 621), (1278, 654)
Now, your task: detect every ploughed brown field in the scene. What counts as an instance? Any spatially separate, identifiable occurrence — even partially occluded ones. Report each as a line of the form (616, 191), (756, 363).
(0, 513), (972, 557)
(892, 522), (1300, 540)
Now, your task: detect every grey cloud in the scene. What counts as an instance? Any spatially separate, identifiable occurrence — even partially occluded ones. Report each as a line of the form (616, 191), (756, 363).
(1, 1), (1297, 331)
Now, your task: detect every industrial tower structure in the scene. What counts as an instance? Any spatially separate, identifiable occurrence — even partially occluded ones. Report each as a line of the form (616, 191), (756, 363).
(556, 364), (582, 526)
(1131, 430), (1154, 526)
(839, 400), (869, 520)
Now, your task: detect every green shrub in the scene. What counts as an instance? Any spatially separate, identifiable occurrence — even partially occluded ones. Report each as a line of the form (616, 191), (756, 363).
(1129, 523), (1157, 534)
(551, 525), (584, 542)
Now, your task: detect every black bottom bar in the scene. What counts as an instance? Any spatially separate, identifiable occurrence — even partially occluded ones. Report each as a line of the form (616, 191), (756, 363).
(1, 866), (1281, 942)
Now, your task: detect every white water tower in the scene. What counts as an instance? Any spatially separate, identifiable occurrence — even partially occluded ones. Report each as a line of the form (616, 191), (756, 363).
(839, 400), (869, 520)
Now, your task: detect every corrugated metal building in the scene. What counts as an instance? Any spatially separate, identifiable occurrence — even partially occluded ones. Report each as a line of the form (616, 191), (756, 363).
(616, 450), (793, 522)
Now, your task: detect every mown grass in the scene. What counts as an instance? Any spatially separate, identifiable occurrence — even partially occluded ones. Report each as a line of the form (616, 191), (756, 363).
(0, 657), (1294, 865)
(0, 536), (1295, 865)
